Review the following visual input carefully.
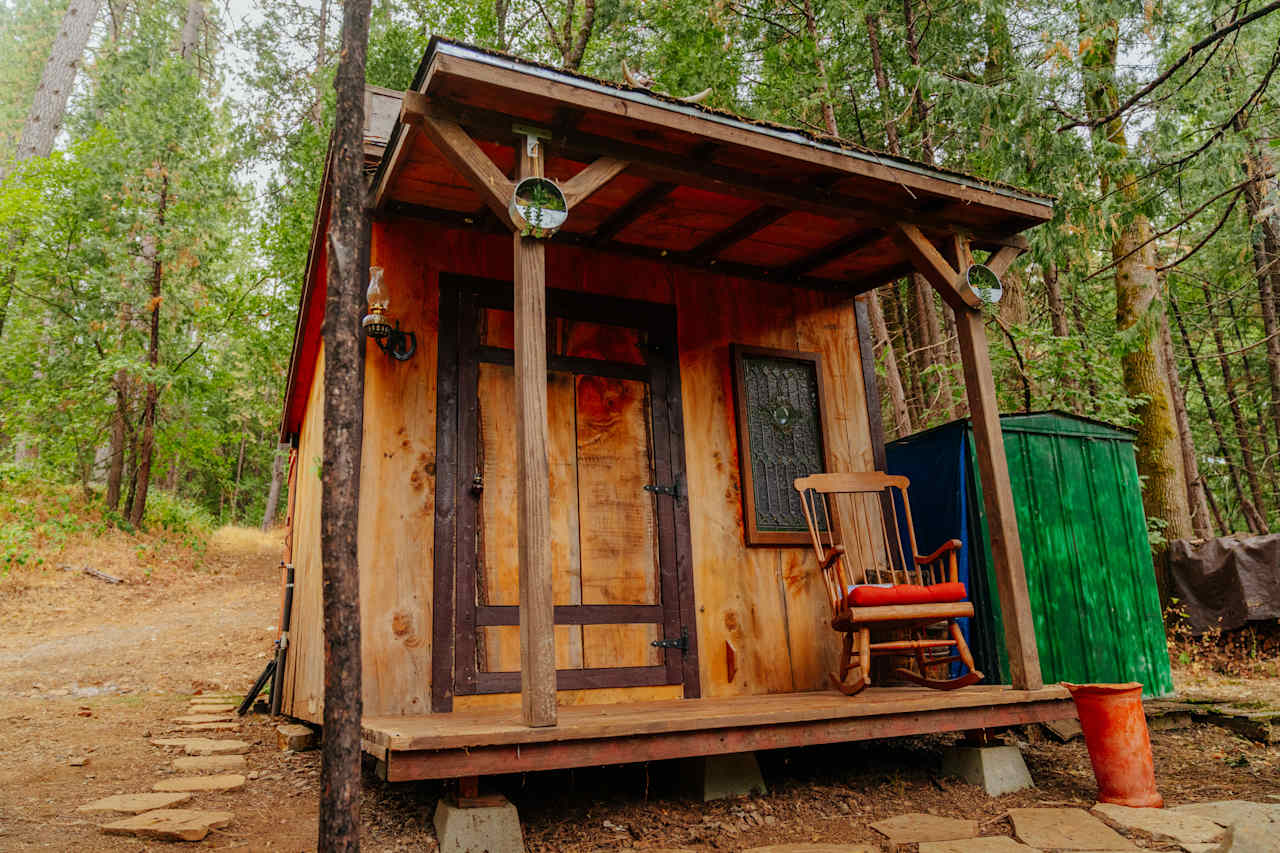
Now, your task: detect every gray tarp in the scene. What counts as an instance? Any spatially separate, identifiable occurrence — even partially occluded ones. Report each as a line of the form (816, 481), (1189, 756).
(1168, 534), (1280, 634)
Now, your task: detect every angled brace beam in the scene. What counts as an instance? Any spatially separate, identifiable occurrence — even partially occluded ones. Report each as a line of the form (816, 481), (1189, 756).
(402, 92), (515, 229)
(985, 244), (1025, 279)
(894, 223), (982, 311)
(560, 156), (628, 210)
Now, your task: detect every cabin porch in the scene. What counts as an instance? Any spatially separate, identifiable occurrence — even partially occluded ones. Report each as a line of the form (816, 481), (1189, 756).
(363, 685), (1073, 782)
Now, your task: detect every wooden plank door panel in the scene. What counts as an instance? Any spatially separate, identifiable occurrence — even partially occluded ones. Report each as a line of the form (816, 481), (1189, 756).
(443, 276), (698, 699)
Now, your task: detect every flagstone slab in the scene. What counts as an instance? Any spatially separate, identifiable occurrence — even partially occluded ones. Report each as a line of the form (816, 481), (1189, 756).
(101, 808), (233, 841)
(743, 846), (881, 853)
(172, 722), (240, 732)
(173, 714), (236, 724)
(77, 792), (192, 814)
(1009, 808), (1137, 851)
(172, 754), (245, 772)
(870, 813), (979, 843)
(1172, 800), (1280, 828)
(919, 838), (1039, 853)
(1093, 803), (1223, 846)
(153, 774), (246, 793)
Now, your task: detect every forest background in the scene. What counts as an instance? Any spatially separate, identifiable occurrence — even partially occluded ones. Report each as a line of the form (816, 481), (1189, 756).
(1, 0), (1279, 579)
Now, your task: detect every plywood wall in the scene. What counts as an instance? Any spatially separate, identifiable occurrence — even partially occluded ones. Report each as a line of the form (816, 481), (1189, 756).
(282, 343), (325, 722)
(286, 217), (878, 716)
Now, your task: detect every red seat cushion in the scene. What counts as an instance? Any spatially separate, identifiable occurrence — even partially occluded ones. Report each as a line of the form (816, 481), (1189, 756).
(847, 581), (967, 607)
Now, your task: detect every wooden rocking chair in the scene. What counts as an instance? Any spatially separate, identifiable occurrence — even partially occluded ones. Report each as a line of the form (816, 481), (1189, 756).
(794, 472), (983, 696)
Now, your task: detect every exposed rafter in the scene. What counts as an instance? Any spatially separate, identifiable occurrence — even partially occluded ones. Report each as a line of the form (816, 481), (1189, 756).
(398, 95), (1025, 249)
(591, 182), (676, 243)
(381, 200), (878, 294)
(690, 205), (788, 260)
(780, 229), (885, 281)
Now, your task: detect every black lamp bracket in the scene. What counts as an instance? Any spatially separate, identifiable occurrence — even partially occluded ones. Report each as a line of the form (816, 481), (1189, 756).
(376, 320), (417, 361)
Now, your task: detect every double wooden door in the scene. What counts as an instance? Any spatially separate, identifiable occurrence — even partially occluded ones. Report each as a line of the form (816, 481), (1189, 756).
(435, 276), (698, 707)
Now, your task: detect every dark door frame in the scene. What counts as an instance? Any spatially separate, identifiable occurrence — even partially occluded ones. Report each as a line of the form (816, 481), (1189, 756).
(431, 273), (700, 712)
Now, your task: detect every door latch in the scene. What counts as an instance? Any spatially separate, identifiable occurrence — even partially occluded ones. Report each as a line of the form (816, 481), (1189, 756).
(644, 482), (679, 498)
(650, 628), (689, 653)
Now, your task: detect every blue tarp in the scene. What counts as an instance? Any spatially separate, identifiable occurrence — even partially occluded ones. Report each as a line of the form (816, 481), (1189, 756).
(884, 422), (973, 677)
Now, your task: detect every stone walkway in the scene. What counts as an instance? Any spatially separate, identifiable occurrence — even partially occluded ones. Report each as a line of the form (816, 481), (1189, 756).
(643, 799), (1280, 853)
(74, 693), (315, 843)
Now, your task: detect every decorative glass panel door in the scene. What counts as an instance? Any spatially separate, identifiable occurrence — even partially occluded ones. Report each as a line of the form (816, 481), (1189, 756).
(444, 277), (697, 697)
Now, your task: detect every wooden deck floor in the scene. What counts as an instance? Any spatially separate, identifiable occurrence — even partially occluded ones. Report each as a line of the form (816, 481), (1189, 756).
(363, 685), (1074, 782)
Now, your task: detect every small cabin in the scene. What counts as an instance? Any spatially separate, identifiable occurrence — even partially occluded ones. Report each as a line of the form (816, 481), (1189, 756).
(277, 38), (1075, 783)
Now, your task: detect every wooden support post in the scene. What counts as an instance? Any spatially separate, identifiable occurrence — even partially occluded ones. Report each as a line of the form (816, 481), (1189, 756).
(954, 306), (1042, 690)
(514, 133), (557, 728)
(896, 222), (1042, 690)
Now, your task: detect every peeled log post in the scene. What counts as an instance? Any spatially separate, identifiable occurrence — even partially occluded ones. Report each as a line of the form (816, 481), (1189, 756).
(514, 139), (557, 728)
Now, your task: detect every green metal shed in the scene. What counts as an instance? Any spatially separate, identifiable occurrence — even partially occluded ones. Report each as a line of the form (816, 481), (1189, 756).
(886, 411), (1174, 698)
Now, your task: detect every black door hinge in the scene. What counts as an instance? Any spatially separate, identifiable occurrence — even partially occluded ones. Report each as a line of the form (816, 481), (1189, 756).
(651, 628), (689, 653)
(644, 482), (680, 498)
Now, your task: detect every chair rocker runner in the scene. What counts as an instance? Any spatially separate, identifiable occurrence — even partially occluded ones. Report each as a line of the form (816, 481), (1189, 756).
(794, 472), (983, 696)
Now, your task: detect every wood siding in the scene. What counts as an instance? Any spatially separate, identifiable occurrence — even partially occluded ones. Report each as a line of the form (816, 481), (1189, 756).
(282, 343), (326, 721)
(286, 217), (877, 717)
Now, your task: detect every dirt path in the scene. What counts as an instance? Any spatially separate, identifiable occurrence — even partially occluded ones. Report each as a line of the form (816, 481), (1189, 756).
(0, 529), (1276, 851)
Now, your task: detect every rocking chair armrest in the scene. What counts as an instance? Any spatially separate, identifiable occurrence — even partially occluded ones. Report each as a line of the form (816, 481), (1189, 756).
(820, 545), (846, 573)
(914, 539), (962, 566)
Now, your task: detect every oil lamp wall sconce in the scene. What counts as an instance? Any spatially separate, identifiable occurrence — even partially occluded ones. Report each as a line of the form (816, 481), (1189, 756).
(361, 266), (416, 361)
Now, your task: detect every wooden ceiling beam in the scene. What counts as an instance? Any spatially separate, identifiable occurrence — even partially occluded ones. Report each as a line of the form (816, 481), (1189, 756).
(780, 228), (885, 281)
(381, 200), (862, 293)
(690, 205), (788, 260)
(401, 96), (1031, 245)
(591, 181), (676, 243)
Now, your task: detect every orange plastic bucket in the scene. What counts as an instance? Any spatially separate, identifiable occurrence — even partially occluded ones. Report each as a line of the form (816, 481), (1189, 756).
(1062, 682), (1163, 808)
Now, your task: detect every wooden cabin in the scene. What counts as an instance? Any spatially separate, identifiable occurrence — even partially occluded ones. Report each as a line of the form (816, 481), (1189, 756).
(277, 38), (1075, 783)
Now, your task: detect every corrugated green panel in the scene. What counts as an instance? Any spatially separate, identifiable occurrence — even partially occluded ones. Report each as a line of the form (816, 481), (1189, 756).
(964, 413), (1173, 698)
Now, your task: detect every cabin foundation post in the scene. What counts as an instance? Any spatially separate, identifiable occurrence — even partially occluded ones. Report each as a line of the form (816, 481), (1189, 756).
(894, 224), (1043, 690)
(514, 135), (557, 728)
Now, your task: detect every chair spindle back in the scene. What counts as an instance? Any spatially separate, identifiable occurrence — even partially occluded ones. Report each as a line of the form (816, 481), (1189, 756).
(794, 472), (927, 619)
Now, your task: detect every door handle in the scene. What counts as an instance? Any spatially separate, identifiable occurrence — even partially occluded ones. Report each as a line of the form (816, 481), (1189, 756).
(470, 474), (483, 495)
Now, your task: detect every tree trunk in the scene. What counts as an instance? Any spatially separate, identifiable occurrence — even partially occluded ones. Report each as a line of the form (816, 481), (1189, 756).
(312, 0), (329, 128)
(230, 431), (248, 520)
(864, 12), (900, 155)
(179, 0), (203, 63)
(11, 0), (100, 166)
(900, 0), (932, 160)
(1160, 313), (1212, 539)
(262, 441), (289, 530)
(1202, 281), (1268, 530)
(123, 427), (139, 521)
(319, 0), (371, 847)
(1081, 17), (1192, 552)
(868, 289), (912, 437)
(105, 368), (129, 509)
(1239, 146), (1280, 466)
(1044, 261), (1069, 337)
(1171, 294), (1257, 534)
(129, 175), (167, 528)
(800, 0), (837, 137)
(0, 0), (101, 342)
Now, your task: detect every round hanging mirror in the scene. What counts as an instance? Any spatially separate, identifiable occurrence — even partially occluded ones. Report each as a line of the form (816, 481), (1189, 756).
(966, 263), (1003, 304)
